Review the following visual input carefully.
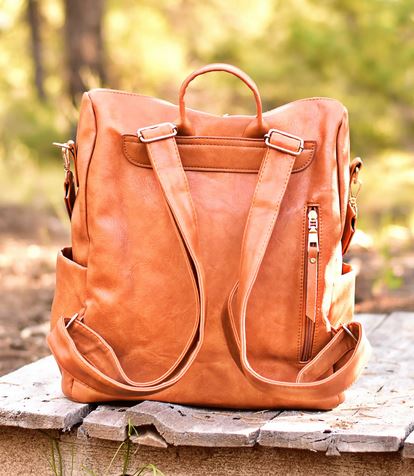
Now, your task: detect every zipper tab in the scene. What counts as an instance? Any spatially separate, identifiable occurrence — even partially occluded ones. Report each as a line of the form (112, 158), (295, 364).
(301, 206), (320, 361)
(307, 208), (319, 250)
(305, 208), (319, 324)
(301, 207), (320, 361)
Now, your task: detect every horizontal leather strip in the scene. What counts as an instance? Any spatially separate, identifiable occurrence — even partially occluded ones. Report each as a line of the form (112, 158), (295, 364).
(122, 135), (316, 174)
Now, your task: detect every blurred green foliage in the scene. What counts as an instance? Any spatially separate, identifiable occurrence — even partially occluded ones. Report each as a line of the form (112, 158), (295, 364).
(0, 0), (413, 233)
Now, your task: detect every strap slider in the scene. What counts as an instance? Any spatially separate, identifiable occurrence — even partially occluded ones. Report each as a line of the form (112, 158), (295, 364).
(137, 122), (177, 143)
(264, 128), (304, 156)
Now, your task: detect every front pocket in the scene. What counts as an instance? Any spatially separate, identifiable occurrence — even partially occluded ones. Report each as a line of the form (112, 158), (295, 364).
(300, 205), (320, 362)
(328, 262), (356, 328)
(50, 247), (87, 329)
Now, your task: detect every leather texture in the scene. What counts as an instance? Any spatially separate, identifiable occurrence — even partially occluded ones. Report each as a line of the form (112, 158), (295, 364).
(48, 64), (370, 409)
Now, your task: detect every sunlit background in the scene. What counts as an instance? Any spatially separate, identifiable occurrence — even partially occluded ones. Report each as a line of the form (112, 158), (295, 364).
(0, 0), (413, 374)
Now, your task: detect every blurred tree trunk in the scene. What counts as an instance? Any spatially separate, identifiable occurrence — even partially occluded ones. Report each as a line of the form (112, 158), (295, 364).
(27, 0), (46, 101)
(63, 0), (106, 103)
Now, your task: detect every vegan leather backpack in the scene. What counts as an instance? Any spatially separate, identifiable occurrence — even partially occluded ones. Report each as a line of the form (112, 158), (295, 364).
(48, 64), (371, 410)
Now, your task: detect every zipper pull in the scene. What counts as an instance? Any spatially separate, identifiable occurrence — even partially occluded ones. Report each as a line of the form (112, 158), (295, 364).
(307, 208), (319, 250)
(306, 207), (319, 322)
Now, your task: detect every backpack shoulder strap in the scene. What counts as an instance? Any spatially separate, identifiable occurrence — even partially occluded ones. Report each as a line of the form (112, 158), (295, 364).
(48, 122), (206, 394)
(228, 136), (370, 403)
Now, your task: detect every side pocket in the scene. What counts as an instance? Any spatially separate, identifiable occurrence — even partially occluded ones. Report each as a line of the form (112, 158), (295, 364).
(50, 247), (87, 329)
(328, 263), (356, 328)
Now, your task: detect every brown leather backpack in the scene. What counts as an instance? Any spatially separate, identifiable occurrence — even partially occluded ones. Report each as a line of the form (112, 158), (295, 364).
(48, 64), (371, 410)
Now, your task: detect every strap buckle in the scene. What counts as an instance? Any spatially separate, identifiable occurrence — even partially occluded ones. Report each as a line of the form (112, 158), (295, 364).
(65, 312), (85, 329)
(137, 122), (177, 143)
(342, 324), (358, 342)
(65, 312), (79, 329)
(264, 128), (304, 156)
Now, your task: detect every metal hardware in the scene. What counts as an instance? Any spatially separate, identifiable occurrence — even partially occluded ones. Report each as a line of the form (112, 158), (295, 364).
(137, 122), (177, 143)
(264, 128), (304, 156)
(342, 324), (358, 342)
(53, 140), (76, 163)
(351, 177), (362, 199)
(53, 140), (77, 180)
(53, 141), (76, 151)
(53, 142), (71, 149)
(307, 208), (319, 250)
(350, 157), (362, 199)
(65, 312), (79, 329)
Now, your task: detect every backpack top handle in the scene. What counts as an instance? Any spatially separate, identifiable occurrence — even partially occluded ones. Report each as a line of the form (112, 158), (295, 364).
(177, 63), (269, 138)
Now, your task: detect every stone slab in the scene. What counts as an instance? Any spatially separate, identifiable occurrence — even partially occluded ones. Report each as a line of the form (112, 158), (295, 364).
(0, 355), (90, 430)
(78, 405), (130, 441)
(127, 400), (279, 447)
(402, 430), (414, 459)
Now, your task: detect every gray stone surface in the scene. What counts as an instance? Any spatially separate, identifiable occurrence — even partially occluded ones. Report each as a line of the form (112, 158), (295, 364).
(402, 430), (414, 458)
(0, 355), (90, 430)
(78, 405), (129, 441)
(130, 427), (169, 448)
(127, 400), (279, 447)
(354, 313), (387, 334)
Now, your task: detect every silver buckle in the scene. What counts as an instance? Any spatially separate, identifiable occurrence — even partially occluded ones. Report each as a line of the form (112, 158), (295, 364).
(264, 128), (304, 156)
(137, 122), (177, 143)
(342, 324), (358, 342)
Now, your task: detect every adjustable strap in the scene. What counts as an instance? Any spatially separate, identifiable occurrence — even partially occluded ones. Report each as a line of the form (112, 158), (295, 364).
(229, 285), (370, 400)
(227, 148), (370, 400)
(49, 122), (206, 394)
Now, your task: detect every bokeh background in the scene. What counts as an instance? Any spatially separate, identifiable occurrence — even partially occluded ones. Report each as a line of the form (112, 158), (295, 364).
(0, 0), (413, 375)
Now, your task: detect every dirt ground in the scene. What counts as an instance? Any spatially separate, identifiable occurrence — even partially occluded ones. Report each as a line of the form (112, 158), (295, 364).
(0, 205), (69, 376)
(1, 204), (413, 377)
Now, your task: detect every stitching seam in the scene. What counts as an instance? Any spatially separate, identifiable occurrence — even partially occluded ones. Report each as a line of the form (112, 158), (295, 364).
(297, 204), (307, 361)
(240, 149), (295, 383)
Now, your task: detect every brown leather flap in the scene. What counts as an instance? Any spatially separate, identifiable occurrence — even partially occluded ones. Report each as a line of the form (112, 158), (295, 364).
(122, 135), (316, 174)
